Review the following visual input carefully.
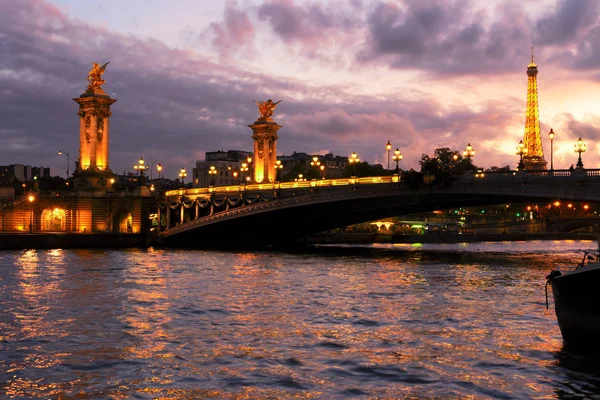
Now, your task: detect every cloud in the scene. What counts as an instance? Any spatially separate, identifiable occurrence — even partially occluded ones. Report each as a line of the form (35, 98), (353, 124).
(357, 0), (534, 75)
(535, 0), (599, 46)
(3, 0), (600, 179)
(206, 0), (256, 61)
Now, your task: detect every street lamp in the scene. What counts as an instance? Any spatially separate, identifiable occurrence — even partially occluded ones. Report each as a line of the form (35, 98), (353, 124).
(575, 137), (587, 169)
(247, 156), (253, 183)
(349, 151), (360, 177)
(310, 156), (321, 167)
(320, 164), (325, 179)
(179, 167), (187, 187)
(392, 148), (403, 173)
(133, 157), (149, 185)
(386, 140), (392, 171)
(463, 143), (475, 162)
(58, 150), (70, 178)
(548, 129), (555, 171)
(208, 165), (217, 186)
(274, 159), (283, 182)
(240, 162), (249, 183)
(28, 194), (35, 233)
(516, 140), (528, 171)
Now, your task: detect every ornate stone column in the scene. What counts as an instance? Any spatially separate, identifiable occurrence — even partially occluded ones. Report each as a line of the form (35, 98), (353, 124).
(72, 62), (116, 189)
(249, 100), (282, 183)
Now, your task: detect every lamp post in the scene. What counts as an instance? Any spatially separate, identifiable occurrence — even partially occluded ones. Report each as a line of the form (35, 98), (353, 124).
(208, 165), (217, 186)
(320, 164), (325, 179)
(392, 148), (403, 173)
(240, 162), (249, 184)
(247, 156), (253, 183)
(516, 140), (527, 171)
(275, 159), (283, 182)
(179, 167), (187, 187)
(133, 157), (148, 185)
(548, 129), (555, 171)
(575, 137), (587, 170)
(310, 156), (321, 179)
(28, 194), (35, 233)
(386, 140), (392, 171)
(463, 143), (475, 162)
(58, 150), (70, 178)
(349, 151), (360, 177)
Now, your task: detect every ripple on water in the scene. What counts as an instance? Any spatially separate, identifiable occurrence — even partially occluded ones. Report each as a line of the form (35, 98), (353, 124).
(1, 244), (600, 398)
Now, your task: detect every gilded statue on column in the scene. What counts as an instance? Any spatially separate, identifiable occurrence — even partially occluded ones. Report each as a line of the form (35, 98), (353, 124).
(254, 99), (282, 121)
(86, 62), (110, 93)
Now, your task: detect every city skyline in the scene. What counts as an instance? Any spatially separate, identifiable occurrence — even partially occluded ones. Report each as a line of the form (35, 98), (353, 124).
(2, 0), (600, 179)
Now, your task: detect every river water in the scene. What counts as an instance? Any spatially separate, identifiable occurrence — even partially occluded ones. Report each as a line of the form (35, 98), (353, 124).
(1, 241), (600, 399)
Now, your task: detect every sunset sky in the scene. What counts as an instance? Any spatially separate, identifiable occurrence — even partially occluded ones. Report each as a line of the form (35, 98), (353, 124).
(2, 0), (600, 178)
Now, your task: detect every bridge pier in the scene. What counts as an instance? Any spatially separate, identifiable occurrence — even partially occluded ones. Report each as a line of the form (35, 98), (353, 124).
(157, 207), (161, 233)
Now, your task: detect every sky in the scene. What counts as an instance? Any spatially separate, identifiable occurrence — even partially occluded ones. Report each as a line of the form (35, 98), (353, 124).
(2, 0), (600, 179)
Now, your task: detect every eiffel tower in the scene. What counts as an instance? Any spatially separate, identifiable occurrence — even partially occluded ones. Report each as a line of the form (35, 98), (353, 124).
(522, 48), (547, 170)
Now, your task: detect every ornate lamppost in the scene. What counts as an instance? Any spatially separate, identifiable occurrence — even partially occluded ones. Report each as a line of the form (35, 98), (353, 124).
(548, 129), (555, 171)
(133, 157), (148, 185)
(463, 143), (475, 162)
(274, 159), (283, 182)
(386, 140), (392, 171)
(392, 148), (403, 173)
(179, 167), (187, 187)
(208, 165), (217, 186)
(58, 150), (70, 178)
(575, 137), (587, 170)
(349, 151), (360, 177)
(310, 156), (321, 168)
(320, 164), (325, 179)
(246, 156), (253, 183)
(240, 162), (249, 184)
(28, 194), (35, 233)
(516, 140), (527, 171)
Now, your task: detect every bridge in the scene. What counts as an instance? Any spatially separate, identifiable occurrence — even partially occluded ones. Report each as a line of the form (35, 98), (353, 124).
(157, 169), (600, 247)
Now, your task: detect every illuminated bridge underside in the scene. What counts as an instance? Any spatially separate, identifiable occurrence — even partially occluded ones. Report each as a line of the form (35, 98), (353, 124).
(159, 171), (600, 247)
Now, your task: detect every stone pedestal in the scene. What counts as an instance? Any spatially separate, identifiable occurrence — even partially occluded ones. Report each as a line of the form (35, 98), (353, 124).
(249, 119), (281, 183)
(73, 90), (116, 189)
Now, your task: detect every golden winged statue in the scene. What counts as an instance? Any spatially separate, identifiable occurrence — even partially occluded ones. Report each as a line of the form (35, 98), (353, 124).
(86, 62), (110, 92)
(254, 99), (282, 120)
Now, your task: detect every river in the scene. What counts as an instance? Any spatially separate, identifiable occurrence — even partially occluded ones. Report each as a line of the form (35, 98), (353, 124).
(1, 241), (599, 398)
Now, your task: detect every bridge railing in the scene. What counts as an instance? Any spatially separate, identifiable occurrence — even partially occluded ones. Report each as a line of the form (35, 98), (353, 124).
(461, 168), (600, 180)
(164, 168), (600, 198)
(165, 175), (399, 197)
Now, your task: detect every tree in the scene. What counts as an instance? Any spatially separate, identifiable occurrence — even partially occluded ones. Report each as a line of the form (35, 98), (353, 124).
(486, 165), (511, 172)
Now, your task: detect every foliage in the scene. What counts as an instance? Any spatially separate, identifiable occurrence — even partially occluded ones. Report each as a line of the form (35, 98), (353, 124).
(342, 162), (385, 178)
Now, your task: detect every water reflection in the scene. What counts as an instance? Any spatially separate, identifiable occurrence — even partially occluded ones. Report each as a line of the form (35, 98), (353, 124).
(0, 243), (599, 397)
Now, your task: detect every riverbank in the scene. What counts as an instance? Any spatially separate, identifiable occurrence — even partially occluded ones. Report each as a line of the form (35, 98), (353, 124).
(1, 231), (597, 250)
(304, 232), (598, 245)
(0, 233), (148, 250)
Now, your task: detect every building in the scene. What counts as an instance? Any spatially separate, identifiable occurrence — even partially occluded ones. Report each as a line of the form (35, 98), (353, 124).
(193, 150), (251, 187)
(0, 164), (51, 182)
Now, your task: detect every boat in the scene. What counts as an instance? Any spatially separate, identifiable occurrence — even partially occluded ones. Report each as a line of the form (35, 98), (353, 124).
(546, 250), (600, 349)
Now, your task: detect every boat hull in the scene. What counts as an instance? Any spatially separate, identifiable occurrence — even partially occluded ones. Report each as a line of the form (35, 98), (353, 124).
(550, 267), (600, 349)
